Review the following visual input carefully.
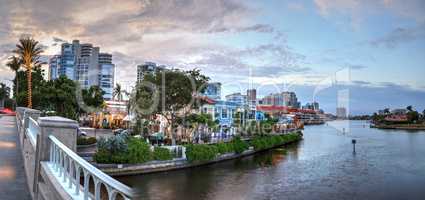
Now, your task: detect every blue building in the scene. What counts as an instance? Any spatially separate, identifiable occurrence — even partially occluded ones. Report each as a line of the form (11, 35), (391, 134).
(200, 100), (240, 127)
(49, 55), (60, 80)
(203, 82), (221, 100)
(49, 40), (115, 100)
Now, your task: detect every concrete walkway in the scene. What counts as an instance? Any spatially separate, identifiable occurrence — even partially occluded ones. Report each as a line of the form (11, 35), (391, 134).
(0, 115), (31, 200)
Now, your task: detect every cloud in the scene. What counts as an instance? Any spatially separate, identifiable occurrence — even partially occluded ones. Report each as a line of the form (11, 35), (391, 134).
(0, 0), (267, 86)
(369, 25), (425, 48)
(313, 0), (425, 28)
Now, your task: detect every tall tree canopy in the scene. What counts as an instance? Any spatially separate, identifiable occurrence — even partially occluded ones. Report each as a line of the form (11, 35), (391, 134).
(14, 37), (44, 108)
(130, 69), (209, 142)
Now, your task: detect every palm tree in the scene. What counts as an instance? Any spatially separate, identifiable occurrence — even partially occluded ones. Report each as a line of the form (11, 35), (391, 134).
(14, 37), (43, 108)
(6, 56), (21, 99)
(113, 83), (123, 101)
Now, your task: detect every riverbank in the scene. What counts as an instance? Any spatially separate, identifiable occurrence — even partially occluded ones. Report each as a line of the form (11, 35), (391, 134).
(370, 123), (425, 130)
(95, 132), (303, 176)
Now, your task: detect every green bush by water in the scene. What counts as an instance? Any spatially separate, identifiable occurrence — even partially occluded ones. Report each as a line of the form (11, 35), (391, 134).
(153, 147), (173, 161)
(251, 132), (301, 151)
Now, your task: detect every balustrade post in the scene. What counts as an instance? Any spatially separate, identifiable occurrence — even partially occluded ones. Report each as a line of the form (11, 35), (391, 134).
(34, 116), (79, 200)
(21, 108), (41, 146)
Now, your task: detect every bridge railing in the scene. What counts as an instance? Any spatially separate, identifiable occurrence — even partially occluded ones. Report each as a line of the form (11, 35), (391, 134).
(15, 107), (136, 200)
(26, 117), (39, 147)
(48, 135), (133, 200)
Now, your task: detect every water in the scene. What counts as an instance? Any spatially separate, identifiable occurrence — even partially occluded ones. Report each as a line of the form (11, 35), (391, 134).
(118, 121), (425, 200)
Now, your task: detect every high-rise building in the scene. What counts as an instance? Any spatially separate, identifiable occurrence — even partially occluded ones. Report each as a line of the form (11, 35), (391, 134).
(247, 89), (256, 104)
(136, 62), (165, 82)
(336, 107), (347, 119)
(225, 93), (247, 106)
(260, 91), (300, 108)
(204, 82), (221, 100)
(303, 102), (320, 110)
(99, 53), (114, 100)
(49, 40), (115, 100)
(49, 55), (61, 80)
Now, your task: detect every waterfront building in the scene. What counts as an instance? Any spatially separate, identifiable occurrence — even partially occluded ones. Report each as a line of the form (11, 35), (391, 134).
(49, 40), (115, 100)
(204, 82), (221, 100)
(200, 98), (240, 128)
(225, 93), (247, 106)
(336, 107), (347, 119)
(302, 102), (320, 111)
(136, 62), (166, 82)
(260, 91), (300, 108)
(391, 108), (408, 115)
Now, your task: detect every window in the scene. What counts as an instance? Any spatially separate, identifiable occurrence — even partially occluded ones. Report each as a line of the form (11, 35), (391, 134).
(222, 108), (228, 119)
(214, 107), (219, 118)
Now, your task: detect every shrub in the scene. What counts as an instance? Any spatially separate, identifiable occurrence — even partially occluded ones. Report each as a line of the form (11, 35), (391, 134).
(110, 152), (129, 164)
(153, 147), (172, 161)
(94, 136), (152, 164)
(127, 138), (152, 164)
(232, 136), (249, 154)
(216, 142), (233, 154)
(77, 137), (97, 145)
(185, 144), (218, 162)
(96, 135), (128, 155)
(251, 133), (301, 151)
(93, 149), (111, 163)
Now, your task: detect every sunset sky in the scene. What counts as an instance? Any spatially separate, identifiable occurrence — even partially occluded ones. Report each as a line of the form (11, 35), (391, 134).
(0, 0), (424, 114)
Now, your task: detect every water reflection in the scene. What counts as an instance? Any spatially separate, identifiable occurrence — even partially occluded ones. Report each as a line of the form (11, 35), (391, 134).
(118, 121), (425, 200)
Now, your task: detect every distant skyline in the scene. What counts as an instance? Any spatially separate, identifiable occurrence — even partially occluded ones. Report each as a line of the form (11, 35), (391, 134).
(0, 0), (424, 114)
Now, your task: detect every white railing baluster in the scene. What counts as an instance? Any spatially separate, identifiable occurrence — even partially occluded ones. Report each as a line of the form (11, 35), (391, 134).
(59, 151), (63, 177)
(94, 178), (101, 200)
(83, 170), (90, 200)
(68, 159), (73, 189)
(106, 186), (113, 200)
(75, 164), (81, 195)
(46, 135), (134, 199)
(63, 154), (67, 182)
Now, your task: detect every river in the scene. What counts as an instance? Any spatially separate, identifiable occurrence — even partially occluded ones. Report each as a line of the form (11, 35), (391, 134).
(118, 120), (425, 200)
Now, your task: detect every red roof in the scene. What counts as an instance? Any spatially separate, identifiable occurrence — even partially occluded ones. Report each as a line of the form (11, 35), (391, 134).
(195, 95), (216, 104)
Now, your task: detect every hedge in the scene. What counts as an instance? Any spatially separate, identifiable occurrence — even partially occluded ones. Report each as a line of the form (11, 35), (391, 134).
(251, 132), (301, 151)
(185, 144), (219, 162)
(153, 147), (172, 161)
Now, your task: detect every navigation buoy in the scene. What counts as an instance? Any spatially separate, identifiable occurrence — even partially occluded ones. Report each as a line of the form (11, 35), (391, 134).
(352, 139), (356, 154)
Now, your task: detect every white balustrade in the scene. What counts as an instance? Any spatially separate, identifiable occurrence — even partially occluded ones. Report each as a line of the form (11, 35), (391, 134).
(48, 135), (133, 200)
(26, 117), (39, 146)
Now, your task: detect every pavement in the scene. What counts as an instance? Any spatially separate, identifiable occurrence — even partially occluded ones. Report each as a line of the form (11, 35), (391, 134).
(0, 115), (31, 200)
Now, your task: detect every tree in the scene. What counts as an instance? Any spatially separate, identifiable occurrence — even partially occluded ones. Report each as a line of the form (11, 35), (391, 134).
(130, 69), (209, 144)
(14, 37), (44, 108)
(383, 108), (390, 115)
(6, 56), (21, 98)
(407, 111), (419, 123)
(406, 105), (413, 112)
(82, 86), (105, 109)
(0, 83), (10, 100)
(40, 76), (79, 119)
(113, 83), (123, 101)
(13, 66), (45, 108)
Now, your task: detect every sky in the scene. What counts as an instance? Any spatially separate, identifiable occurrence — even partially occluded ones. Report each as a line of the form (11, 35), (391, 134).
(0, 0), (424, 115)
